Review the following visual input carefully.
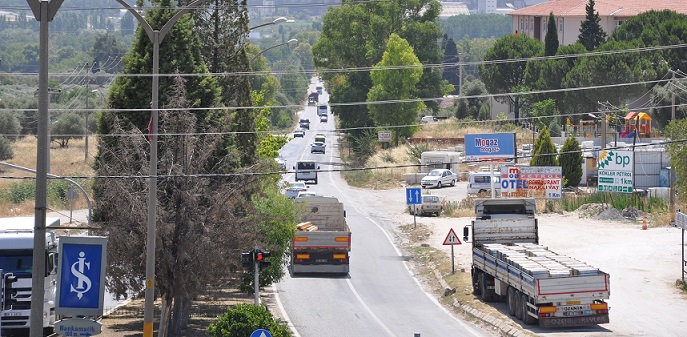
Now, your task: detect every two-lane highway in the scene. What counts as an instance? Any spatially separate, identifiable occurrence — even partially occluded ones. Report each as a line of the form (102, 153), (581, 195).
(274, 81), (492, 337)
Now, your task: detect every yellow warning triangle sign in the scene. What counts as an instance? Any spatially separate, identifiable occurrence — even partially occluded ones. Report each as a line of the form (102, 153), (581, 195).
(443, 228), (461, 245)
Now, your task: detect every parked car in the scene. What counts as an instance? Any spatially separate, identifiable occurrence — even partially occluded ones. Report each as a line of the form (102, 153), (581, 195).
(467, 172), (501, 195)
(285, 182), (308, 199)
(311, 141), (326, 154)
(408, 195), (443, 216)
(293, 128), (305, 138)
(299, 118), (310, 130)
(420, 169), (457, 188)
(276, 156), (287, 170)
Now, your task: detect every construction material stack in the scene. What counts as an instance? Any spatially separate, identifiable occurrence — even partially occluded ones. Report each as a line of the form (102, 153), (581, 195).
(464, 198), (610, 327)
(292, 196), (350, 274)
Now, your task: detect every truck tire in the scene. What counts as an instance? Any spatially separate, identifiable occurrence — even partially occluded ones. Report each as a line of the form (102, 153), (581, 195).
(521, 294), (537, 325)
(479, 273), (495, 302)
(514, 290), (523, 320)
(507, 287), (517, 316)
(472, 269), (481, 295)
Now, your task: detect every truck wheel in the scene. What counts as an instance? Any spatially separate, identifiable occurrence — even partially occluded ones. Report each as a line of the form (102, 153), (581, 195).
(479, 273), (494, 302)
(514, 290), (523, 320)
(472, 270), (481, 295)
(521, 294), (537, 325)
(507, 287), (517, 316)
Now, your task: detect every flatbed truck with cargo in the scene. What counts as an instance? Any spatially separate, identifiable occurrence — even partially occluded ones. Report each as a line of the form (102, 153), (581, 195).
(291, 196), (350, 274)
(463, 198), (610, 327)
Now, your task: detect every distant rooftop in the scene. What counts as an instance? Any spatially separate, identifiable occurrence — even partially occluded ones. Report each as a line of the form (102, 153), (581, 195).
(509, 0), (687, 17)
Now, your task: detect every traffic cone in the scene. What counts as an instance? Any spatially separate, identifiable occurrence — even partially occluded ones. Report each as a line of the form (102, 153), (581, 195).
(641, 217), (647, 230)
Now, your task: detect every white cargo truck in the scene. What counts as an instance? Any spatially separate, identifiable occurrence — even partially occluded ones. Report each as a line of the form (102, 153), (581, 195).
(463, 199), (610, 327)
(291, 196), (351, 274)
(0, 217), (60, 336)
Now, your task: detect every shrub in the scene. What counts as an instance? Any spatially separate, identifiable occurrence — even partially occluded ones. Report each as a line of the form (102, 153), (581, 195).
(0, 112), (22, 141)
(0, 136), (14, 160)
(208, 304), (290, 337)
(406, 142), (432, 162)
(11, 181), (35, 204)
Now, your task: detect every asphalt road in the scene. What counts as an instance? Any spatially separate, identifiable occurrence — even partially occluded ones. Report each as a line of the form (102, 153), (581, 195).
(274, 83), (493, 337)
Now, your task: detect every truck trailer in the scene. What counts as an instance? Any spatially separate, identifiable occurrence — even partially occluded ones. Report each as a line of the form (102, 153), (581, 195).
(291, 196), (350, 274)
(463, 198), (610, 327)
(0, 217), (60, 336)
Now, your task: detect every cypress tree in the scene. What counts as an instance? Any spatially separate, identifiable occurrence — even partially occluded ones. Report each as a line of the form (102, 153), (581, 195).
(544, 12), (559, 56)
(559, 136), (583, 187)
(530, 127), (558, 167)
(578, 0), (607, 51)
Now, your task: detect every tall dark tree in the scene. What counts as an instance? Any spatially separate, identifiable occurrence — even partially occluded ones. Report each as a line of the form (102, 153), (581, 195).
(479, 34), (543, 122)
(192, 0), (255, 166)
(578, 0), (607, 51)
(558, 136), (583, 187)
(442, 36), (460, 95)
(530, 127), (558, 167)
(544, 12), (559, 56)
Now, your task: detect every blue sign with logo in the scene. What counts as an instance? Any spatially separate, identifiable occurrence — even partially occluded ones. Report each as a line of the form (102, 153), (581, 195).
(406, 187), (422, 205)
(250, 329), (273, 337)
(464, 133), (516, 163)
(56, 236), (108, 316)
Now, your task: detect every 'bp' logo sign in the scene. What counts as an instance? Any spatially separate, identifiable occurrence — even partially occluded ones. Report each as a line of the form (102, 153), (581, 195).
(597, 150), (633, 170)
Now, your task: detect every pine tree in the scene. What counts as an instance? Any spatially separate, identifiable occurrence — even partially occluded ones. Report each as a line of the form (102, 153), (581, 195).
(544, 12), (559, 56)
(442, 36), (460, 95)
(559, 136), (583, 187)
(578, 0), (607, 51)
(530, 127), (558, 167)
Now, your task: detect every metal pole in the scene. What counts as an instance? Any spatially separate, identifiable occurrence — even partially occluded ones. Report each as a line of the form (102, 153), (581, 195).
(451, 245), (455, 274)
(254, 247), (259, 306)
(85, 63), (90, 163)
(458, 53), (463, 96)
(672, 71), (676, 121)
(490, 163), (496, 199)
(26, 1), (63, 336)
(682, 229), (685, 283)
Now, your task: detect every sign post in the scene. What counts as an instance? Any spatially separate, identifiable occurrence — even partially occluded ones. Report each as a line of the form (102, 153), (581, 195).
(406, 187), (422, 228)
(597, 150), (634, 193)
(443, 228), (462, 274)
(55, 236), (108, 336)
(676, 211), (687, 283)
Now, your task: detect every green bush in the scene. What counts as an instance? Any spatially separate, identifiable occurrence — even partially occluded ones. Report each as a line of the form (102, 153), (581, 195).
(47, 179), (72, 206)
(10, 181), (36, 204)
(0, 136), (14, 160)
(406, 142), (432, 162)
(208, 304), (290, 337)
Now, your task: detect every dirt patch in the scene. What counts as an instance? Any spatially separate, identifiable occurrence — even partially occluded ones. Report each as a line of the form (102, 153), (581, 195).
(99, 283), (253, 337)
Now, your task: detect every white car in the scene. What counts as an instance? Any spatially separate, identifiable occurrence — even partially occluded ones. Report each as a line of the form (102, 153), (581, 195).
(285, 182), (308, 199)
(276, 156), (287, 170)
(421, 169), (457, 188)
(293, 128), (305, 138)
(311, 141), (326, 154)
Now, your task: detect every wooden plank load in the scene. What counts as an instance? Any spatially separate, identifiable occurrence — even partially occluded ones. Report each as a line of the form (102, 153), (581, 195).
(296, 221), (319, 231)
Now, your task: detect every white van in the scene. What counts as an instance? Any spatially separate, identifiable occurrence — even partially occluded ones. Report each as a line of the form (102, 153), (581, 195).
(467, 172), (501, 194)
(318, 105), (328, 116)
(294, 160), (319, 184)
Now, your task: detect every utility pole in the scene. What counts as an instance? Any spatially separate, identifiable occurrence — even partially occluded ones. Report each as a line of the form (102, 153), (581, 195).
(26, 1), (64, 337)
(85, 63), (90, 163)
(672, 71), (676, 121)
(458, 52), (463, 96)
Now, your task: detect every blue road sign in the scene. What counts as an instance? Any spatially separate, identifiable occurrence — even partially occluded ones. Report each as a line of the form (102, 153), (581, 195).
(250, 329), (273, 337)
(56, 236), (108, 316)
(406, 187), (422, 205)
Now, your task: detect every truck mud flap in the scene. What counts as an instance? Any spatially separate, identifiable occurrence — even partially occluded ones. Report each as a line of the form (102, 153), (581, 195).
(539, 314), (609, 328)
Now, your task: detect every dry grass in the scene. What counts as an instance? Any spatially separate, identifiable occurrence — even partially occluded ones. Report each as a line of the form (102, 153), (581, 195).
(0, 137), (94, 216)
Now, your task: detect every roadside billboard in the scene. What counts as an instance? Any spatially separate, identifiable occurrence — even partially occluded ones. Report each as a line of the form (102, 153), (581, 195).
(499, 166), (562, 199)
(464, 133), (516, 163)
(597, 150), (634, 193)
(378, 130), (391, 143)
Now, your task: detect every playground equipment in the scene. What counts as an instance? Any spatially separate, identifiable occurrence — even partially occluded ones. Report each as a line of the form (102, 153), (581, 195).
(620, 112), (655, 138)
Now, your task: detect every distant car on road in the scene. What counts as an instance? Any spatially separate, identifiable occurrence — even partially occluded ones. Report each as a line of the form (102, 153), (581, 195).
(285, 182), (308, 199)
(276, 156), (287, 170)
(408, 195), (443, 216)
(299, 118), (310, 130)
(320, 115), (328, 123)
(310, 141), (326, 154)
(296, 191), (318, 199)
(420, 169), (457, 188)
(293, 128), (305, 138)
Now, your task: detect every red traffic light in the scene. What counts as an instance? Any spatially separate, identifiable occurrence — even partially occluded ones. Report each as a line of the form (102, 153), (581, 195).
(256, 253), (264, 261)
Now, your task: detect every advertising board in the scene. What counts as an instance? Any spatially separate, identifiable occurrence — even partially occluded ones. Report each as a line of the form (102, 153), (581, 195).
(464, 133), (516, 163)
(597, 150), (634, 193)
(378, 130), (391, 143)
(499, 166), (562, 199)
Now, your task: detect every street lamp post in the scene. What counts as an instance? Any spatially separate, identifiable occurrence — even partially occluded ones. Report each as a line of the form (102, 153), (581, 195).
(115, 1), (207, 336)
(26, 1), (63, 336)
(250, 38), (298, 63)
(248, 16), (293, 31)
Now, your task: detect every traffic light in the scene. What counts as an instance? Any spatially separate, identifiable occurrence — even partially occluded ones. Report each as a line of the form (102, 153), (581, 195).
(2, 273), (18, 308)
(255, 250), (271, 270)
(241, 252), (253, 270)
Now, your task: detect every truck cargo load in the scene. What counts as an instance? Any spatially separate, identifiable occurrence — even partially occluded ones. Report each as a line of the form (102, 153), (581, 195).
(463, 198), (610, 328)
(291, 196), (350, 274)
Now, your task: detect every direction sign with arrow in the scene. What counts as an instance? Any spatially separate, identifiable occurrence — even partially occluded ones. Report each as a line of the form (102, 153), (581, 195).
(406, 187), (422, 205)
